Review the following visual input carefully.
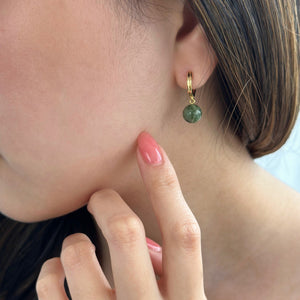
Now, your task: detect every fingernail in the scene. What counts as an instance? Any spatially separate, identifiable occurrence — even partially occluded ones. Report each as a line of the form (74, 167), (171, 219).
(146, 237), (162, 253)
(138, 131), (163, 166)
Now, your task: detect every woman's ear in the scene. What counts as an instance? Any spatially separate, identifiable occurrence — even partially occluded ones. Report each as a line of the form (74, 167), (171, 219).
(174, 2), (218, 90)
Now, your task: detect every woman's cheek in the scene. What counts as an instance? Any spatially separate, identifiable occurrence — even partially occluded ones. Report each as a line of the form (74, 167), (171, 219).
(0, 0), (164, 222)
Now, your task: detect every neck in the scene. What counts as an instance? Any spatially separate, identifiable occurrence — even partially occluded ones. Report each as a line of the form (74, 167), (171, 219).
(92, 100), (300, 294)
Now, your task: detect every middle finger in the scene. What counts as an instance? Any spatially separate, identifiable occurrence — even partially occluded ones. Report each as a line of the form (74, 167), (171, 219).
(87, 189), (162, 299)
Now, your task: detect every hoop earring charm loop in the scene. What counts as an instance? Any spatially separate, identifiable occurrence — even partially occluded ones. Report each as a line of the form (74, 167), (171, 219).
(187, 72), (196, 105)
(183, 72), (202, 123)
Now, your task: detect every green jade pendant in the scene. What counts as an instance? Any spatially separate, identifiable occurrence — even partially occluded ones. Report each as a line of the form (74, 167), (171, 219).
(183, 104), (202, 123)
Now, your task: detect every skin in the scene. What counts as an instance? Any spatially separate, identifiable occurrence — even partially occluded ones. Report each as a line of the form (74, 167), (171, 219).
(37, 136), (207, 299)
(0, 0), (300, 298)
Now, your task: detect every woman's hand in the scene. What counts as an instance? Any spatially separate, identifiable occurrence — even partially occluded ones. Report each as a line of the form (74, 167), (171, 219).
(36, 131), (207, 299)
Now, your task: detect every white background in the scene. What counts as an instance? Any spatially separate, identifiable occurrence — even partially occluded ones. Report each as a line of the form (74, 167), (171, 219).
(255, 114), (300, 193)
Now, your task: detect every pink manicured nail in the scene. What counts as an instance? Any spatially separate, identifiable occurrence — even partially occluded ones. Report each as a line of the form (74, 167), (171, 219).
(137, 131), (163, 165)
(146, 237), (162, 253)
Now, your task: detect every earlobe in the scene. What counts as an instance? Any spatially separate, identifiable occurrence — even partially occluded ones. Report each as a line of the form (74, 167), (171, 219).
(174, 3), (218, 90)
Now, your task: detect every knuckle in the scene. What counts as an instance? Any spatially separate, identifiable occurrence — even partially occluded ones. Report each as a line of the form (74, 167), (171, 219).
(36, 273), (59, 298)
(151, 168), (178, 191)
(61, 235), (95, 269)
(171, 220), (201, 251)
(106, 214), (145, 247)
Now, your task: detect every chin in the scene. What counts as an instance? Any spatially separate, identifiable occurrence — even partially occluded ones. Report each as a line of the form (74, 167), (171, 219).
(0, 210), (38, 223)
(0, 203), (86, 224)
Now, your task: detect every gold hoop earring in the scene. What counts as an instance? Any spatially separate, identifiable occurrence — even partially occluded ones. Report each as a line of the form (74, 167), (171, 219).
(183, 72), (202, 123)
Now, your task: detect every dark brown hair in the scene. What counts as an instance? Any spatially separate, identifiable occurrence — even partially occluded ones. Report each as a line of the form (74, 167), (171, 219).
(189, 0), (299, 158)
(0, 208), (99, 299)
(0, 0), (299, 299)
(120, 0), (299, 158)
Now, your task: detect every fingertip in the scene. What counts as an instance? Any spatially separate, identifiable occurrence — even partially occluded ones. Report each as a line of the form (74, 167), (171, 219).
(62, 233), (94, 252)
(136, 131), (164, 166)
(38, 257), (64, 280)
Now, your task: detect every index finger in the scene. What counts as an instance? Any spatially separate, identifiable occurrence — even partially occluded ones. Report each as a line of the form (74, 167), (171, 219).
(136, 131), (198, 235)
(136, 131), (206, 299)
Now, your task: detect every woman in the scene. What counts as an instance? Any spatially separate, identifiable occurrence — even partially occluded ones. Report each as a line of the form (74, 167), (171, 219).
(0, 0), (299, 299)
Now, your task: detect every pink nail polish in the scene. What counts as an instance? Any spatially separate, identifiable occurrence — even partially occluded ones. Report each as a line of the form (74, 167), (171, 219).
(137, 132), (163, 165)
(146, 237), (162, 253)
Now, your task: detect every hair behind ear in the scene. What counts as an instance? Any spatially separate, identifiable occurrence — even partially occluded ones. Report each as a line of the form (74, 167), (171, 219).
(189, 0), (299, 158)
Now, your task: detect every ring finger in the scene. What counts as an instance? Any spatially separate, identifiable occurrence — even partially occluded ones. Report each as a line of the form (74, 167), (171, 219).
(36, 257), (68, 300)
(60, 233), (114, 300)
